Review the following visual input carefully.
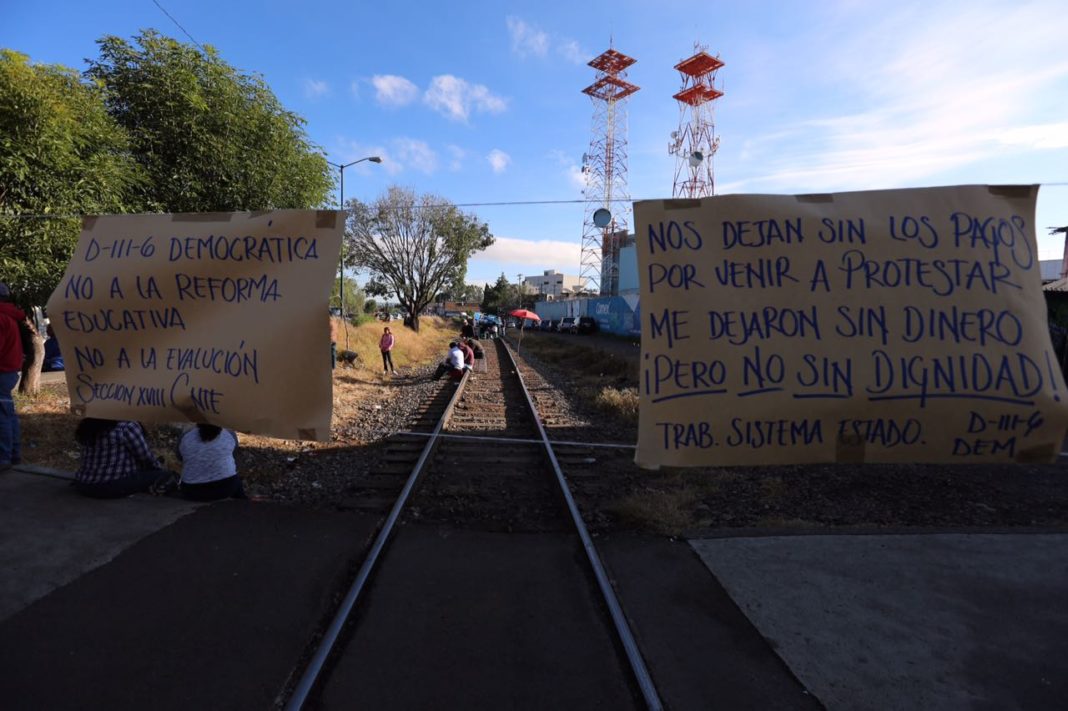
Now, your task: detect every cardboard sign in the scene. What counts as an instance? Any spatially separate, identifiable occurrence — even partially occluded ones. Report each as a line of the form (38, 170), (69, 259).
(45, 211), (342, 441)
(634, 185), (1068, 467)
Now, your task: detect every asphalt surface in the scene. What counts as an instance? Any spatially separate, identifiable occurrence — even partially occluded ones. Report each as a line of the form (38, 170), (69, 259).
(3, 469), (1067, 710)
(0, 479), (378, 710)
(319, 526), (638, 710)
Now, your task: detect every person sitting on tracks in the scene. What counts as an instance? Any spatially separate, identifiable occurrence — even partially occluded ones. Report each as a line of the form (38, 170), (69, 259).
(458, 339), (475, 369)
(433, 341), (467, 381)
(73, 418), (178, 498)
(466, 338), (487, 372)
(177, 423), (246, 501)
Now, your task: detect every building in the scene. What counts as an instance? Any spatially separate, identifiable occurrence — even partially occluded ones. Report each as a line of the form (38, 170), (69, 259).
(523, 270), (587, 300)
(435, 300), (481, 317)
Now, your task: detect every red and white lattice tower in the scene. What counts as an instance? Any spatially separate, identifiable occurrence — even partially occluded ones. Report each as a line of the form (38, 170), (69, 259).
(669, 45), (724, 198)
(580, 48), (639, 296)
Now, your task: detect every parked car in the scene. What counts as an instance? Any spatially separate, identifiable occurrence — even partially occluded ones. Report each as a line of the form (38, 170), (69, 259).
(560, 317), (577, 334)
(577, 316), (599, 335)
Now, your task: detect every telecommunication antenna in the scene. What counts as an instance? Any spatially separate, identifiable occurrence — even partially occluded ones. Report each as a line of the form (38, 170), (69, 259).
(580, 47), (639, 295)
(669, 44), (724, 198)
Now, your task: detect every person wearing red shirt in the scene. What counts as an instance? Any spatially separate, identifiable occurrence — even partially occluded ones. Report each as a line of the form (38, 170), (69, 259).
(0, 283), (26, 471)
(458, 339), (474, 368)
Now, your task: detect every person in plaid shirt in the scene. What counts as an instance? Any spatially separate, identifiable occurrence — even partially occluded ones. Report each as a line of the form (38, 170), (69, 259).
(74, 418), (176, 498)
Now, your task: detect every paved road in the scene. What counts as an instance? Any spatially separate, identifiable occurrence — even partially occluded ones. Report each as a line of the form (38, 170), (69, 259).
(3, 469), (1066, 709)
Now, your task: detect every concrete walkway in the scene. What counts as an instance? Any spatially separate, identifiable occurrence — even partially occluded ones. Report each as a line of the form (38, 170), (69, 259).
(690, 533), (1068, 711)
(0, 469), (199, 622)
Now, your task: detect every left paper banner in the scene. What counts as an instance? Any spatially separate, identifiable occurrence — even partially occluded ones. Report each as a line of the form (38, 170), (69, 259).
(45, 211), (343, 441)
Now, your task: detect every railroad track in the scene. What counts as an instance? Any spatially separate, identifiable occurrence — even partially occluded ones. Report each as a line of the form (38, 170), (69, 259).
(283, 338), (660, 710)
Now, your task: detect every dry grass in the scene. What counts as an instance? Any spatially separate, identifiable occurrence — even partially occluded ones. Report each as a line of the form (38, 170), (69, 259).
(12, 316), (457, 475)
(605, 471), (727, 536)
(520, 335), (638, 427)
(334, 316), (456, 377)
(594, 386), (639, 424)
(608, 483), (701, 536)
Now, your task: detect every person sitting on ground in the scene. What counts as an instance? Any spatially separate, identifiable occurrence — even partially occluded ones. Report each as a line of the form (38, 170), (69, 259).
(177, 423), (245, 501)
(329, 314), (340, 370)
(458, 338), (475, 368)
(459, 318), (475, 340)
(73, 418), (176, 498)
(466, 338), (484, 360)
(433, 341), (467, 381)
(42, 324), (64, 372)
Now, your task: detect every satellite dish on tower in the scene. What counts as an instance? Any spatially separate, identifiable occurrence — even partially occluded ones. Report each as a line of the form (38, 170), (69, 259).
(593, 208), (612, 227)
(581, 152), (588, 164)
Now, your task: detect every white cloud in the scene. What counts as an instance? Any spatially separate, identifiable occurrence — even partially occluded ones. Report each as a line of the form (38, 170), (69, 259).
(723, 2), (1068, 193)
(549, 149), (587, 191)
(506, 16), (588, 65)
(303, 79), (329, 99)
(506, 16), (549, 57)
(470, 236), (582, 272)
(557, 39), (589, 65)
(567, 164), (587, 191)
(447, 144), (466, 171)
(371, 74), (419, 107)
(393, 138), (438, 175)
(424, 75), (507, 122)
(487, 149), (511, 173)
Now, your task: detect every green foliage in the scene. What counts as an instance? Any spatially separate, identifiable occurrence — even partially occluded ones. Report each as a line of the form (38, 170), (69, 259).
(347, 186), (494, 331)
(329, 274), (364, 316)
(86, 30), (333, 212)
(481, 272), (519, 314)
(363, 298), (377, 314)
(0, 50), (142, 305)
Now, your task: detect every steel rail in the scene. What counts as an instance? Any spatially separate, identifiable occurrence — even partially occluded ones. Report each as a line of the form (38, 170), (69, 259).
(499, 341), (664, 710)
(284, 371), (471, 711)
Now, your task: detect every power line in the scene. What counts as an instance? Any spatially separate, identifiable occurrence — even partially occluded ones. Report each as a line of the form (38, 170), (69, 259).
(4, 183), (1068, 221)
(151, 0), (206, 53)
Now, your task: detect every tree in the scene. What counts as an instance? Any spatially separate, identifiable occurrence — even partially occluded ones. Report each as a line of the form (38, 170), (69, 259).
(455, 282), (484, 304)
(330, 275), (364, 317)
(0, 50), (142, 307)
(86, 30), (332, 212)
(363, 298), (377, 314)
(347, 186), (494, 331)
(481, 273), (517, 314)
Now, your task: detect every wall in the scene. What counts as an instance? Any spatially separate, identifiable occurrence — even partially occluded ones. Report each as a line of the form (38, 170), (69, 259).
(534, 294), (641, 338)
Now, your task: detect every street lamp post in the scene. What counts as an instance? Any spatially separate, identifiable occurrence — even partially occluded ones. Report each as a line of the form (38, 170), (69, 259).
(325, 155), (382, 321)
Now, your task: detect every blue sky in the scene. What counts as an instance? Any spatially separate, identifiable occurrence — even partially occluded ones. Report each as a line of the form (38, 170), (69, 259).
(5, 0), (1068, 287)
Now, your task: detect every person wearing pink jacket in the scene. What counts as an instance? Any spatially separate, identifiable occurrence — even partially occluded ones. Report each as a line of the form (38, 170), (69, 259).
(379, 326), (397, 374)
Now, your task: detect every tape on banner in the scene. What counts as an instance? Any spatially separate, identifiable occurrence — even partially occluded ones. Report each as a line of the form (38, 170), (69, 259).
(834, 432), (866, 464)
(298, 428), (318, 441)
(988, 185), (1038, 199)
(1015, 442), (1057, 463)
(661, 199), (701, 210)
(81, 216), (98, 230)
(70, 404), (86, 416)
(316, 210), (338, 229)
(171, 212), (234, 222)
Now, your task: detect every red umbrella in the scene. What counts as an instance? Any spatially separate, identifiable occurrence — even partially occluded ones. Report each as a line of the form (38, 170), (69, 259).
(509, 309), (541, 321)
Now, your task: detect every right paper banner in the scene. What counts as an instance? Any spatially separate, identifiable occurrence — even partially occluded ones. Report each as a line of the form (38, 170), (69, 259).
(633, 185), (1068, 468)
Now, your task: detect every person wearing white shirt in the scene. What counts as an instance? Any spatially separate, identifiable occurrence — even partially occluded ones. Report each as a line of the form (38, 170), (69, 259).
(177, 424), (245, 501)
